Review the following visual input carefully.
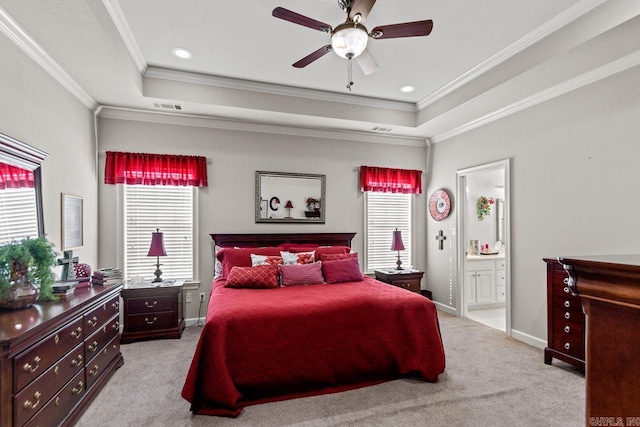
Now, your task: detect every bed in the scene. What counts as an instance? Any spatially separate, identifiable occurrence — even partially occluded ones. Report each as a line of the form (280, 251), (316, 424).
(181, 232), (445, 417)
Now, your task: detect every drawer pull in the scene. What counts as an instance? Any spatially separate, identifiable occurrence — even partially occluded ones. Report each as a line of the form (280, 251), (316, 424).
(88, 316), (98, 327)
(564, 343), (571, 350)
(563, 286), (570, 294)
(72, 381), (84, 395)
(89, 364), (100, 376)
(54, 365), (60, 375)
(112, 301), (120, 310)
(88, 341), (99, 352)
(564, 312), (571, 320)
(55, 396), (60, 406)
(23, 356), (41, 372)
(563, 277), (569, 285)
(564, 300), (570, 308)
(71, 354), (83, 367)
(23, 391), (41, 409)
(145, 300), (158, 308)
(54, 334), (60, 344)
(71, 326), (83, 339)
(145, 316), (158, 325)
(564, 325), (571, 333)
(112, 321), (120, 330)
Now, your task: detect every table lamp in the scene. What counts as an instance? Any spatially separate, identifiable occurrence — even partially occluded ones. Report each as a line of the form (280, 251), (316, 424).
(285, 200), (294, 218)
(147, 228), (167, 282)
(391, 228), (405, 270)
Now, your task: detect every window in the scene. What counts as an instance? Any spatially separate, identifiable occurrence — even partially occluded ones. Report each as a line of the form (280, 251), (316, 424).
(0, 187), (38, 244)
(364, 192), (412, 272)
(124, 185), (194, 281)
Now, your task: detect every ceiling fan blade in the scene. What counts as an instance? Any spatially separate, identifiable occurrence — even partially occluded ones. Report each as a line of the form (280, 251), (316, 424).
(370, 20), (433, 39)
(272, 7), (332, 32)
(292, 45), (333, 68)
(349, 0), (376, 23)
(355, 49), (379, 75)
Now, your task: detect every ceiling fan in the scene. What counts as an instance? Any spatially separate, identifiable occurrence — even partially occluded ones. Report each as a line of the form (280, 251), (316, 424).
(272, 0), (433, 90)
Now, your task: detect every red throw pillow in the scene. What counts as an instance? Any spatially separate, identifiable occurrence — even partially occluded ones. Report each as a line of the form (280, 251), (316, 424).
(217, 247), (283, 278)
(280, 243), (320, 251)
(225, 265), (279, 289)
(314, 246), (350, 258)
(279, 263), (325, 286)
(319, 252), (358, 262)
(322, 258), (364, 284)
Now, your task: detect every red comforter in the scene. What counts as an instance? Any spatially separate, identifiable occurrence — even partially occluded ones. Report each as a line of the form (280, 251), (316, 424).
(181, 276), (445, 417)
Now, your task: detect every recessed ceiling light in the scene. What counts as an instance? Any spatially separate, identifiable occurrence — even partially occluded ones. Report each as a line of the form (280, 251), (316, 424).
(400, 85), (416, 93)
(172, 48), (193, 59)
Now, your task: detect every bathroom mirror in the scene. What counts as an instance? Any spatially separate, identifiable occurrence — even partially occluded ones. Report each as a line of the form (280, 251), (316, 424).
(255, 171), (325, 223)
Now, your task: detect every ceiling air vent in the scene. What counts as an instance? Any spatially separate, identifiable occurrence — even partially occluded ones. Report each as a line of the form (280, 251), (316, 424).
(372, 126), (392, 132)
(152, 103), (183, 111)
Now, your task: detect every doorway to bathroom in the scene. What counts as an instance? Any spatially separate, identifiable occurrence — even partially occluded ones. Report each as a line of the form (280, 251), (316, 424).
(456, 159), (511, 335)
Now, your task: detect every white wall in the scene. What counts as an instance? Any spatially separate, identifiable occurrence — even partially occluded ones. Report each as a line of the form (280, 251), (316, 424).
(0, 32), (98, 269)
(426, 65), (640, 341)
(97, 117), (428, 319)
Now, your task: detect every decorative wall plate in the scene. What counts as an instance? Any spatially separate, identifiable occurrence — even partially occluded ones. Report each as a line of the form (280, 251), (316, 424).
(429, 189), (451, 221)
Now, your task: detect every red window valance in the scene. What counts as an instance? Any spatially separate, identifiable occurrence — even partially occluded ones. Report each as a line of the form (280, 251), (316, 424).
(104, 151), (208, 187)
(360, 166), (422, 194)
(0, 162), (34, 190)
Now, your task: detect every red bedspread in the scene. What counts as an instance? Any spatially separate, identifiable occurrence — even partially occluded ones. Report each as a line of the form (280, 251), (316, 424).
(181, 276), (446, 417)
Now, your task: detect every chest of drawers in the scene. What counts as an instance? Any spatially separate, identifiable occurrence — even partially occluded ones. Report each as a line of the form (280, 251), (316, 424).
(373, 270), (424, 293)
(543, 259), (585, 369)
(0, 285), (123, 427)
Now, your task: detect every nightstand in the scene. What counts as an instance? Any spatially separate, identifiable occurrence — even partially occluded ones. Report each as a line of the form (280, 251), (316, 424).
(121, 279), (185, 344)
(374, 269), (425, 294)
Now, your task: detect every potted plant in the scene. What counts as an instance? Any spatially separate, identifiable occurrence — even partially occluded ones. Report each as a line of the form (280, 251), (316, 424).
(0, 236), (57, 309)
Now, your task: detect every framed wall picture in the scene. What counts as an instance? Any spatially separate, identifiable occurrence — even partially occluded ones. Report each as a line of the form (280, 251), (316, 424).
(62, 193), (83, 250)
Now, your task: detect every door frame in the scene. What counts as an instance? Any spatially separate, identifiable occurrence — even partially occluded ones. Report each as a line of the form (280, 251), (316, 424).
(455, 158), (511, 335)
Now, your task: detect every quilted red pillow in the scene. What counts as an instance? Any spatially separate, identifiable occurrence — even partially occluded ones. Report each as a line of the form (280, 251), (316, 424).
(225, 265), (279, 289)
(217, 246), (283, 278)
(322, 258), (364, 284)
(279, 262), (325, 286)
(319, 252), (358, 262)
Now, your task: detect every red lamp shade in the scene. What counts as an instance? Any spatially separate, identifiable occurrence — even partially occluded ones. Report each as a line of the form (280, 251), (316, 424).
(147, 229), (167, 257)
(284, 200), (294, 209)
(391, 229), (405, 251)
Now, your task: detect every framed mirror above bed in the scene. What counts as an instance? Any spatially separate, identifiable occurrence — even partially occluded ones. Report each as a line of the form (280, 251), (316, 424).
(255, 171), (326, 224)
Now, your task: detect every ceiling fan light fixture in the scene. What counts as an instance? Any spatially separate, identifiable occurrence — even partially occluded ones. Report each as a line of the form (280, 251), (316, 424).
(331, 23), (368, 59)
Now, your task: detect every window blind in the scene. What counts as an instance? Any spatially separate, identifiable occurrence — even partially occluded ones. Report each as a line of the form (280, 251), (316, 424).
(124, 185), (194, 281)
(365, 192), (412, 272)
(0, 187), (38, 244)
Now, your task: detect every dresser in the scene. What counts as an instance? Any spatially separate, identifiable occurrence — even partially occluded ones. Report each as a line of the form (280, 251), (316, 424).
(120, 280), (184, 344)
(558, 255), (640, 422)
(543, 258), (584, 369)
(0, 284), (123, 427)
(373, 270), (424, 293)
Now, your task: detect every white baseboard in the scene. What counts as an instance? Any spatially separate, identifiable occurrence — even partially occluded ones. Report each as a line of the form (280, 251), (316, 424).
(184, 317), (204, 328)
(434, 301), (457, 315)
(511, 328), (546, 349)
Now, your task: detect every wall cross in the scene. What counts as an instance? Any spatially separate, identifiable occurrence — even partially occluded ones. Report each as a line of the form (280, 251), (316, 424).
(436, 230), (447, 250)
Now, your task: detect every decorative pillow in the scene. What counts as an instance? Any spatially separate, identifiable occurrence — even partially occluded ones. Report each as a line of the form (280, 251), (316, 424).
(280, 250), (315, 265)
(314, 246), (350, 258)
(322, 258), (364, 284)
(251, 254), (283, 266)
(224, 265), (279, 289)
(280, 243), (320, 251)
(320, 252), (358, 262)
(217, 246), (283, 278)
(279, 262), (325, 286)
(213, 245), (223, 279)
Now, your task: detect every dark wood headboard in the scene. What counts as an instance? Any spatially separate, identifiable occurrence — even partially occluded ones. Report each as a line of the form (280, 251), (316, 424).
(210, 232), (356, 248)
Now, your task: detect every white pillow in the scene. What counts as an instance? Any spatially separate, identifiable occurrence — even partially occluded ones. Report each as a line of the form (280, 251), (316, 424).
(280, 250), (315, 265)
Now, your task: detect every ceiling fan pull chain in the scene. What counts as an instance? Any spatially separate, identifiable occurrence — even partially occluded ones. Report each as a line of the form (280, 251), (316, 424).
(347, 57), (354, 91)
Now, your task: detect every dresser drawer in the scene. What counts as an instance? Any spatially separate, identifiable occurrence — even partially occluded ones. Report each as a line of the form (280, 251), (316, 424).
(22, 369), (86, 427)
(84, 295), (120, 334)
(13, 343), (84, 427)
(126, 294), (174, 313)
(552, 326), (585, 359)
(14, 318), (84, 392)
(126, 311), (176, 331)
(390, 278), (421, 292)
(86, 334), (120, 390)
(84, 314), (120, 363)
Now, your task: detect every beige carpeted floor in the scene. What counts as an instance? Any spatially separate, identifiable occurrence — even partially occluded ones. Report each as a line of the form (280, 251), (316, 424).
(75, 312), (585, 426)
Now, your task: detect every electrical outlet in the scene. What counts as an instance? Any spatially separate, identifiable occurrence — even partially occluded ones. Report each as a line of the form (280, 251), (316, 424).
(186, 292), (192, 303)
(199, 292), (205, 302)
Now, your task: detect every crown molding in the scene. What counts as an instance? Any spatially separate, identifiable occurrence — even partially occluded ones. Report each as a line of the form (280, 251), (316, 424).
(0, 6), (97, 111)
(416, 0), (607, 110)
(102, 0), (147, 74)
(98, 106), (427, 147)
(145, 67), (417, 113)
(431, 49), (640, 144)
